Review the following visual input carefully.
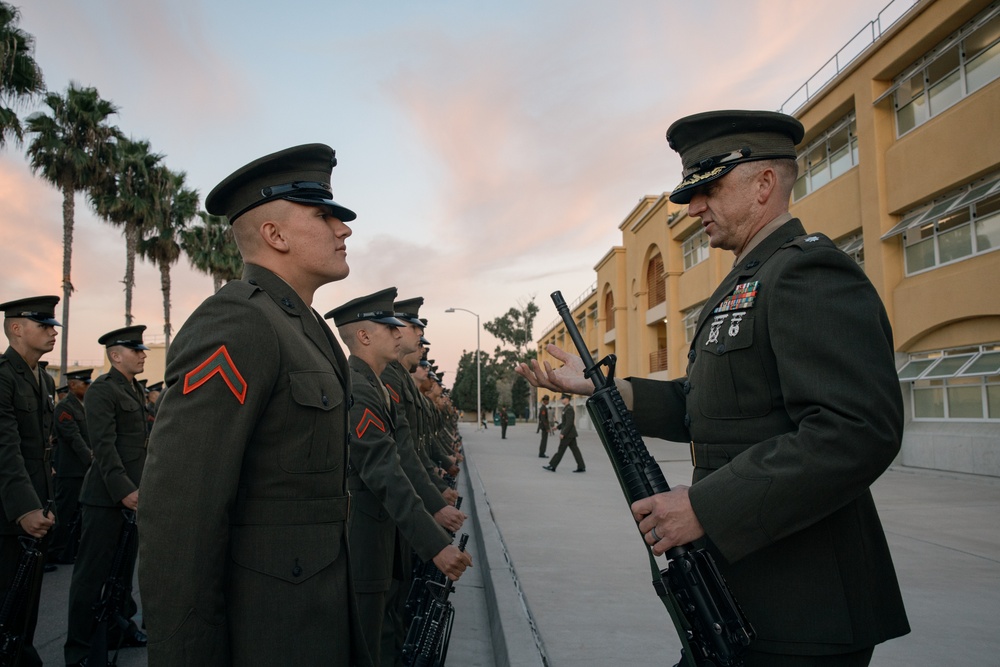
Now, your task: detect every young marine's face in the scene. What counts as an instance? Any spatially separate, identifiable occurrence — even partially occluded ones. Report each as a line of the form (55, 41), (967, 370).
(288, 203), (353, 283)
(21, 320), (57, 356)
(371, 322), (403, 365)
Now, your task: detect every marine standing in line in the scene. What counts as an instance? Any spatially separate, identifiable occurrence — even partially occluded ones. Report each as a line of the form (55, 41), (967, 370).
(0, 296), (60, 667)
(329, 288), (471, 666)
(139, 143), (372, 666)
(50, 367), (93, 564)
(518, 110), (908, 666)
(65, 326), (150, 666)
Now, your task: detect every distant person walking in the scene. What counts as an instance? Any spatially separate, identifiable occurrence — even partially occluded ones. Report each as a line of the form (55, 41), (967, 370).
(543, 394), (584, 473)
(537, 395), (550, 458)
(499, 407), (509, 439)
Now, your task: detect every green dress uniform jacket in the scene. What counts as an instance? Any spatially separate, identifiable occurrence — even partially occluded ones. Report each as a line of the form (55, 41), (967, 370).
(54, 393), (91, 479)
(0, 347), (54, 532)
(79, 367), (146, 507)
(0, 347), (55, 667)
(347, 356), (450, 577)
(559, 405), (576, 439)
(629, 219), (909, 656)
(138, 264), (371, 667)
(381, 362), (447, 515)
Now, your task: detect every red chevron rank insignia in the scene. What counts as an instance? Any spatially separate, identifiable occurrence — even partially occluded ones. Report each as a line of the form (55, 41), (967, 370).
(182, 345), (247, 404)
(386, 383), (400, 403)
(58, 412), (73, 422)
(355, 408), (385, 438)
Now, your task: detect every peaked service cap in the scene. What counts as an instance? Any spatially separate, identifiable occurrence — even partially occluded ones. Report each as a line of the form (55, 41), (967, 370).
(0, 295), (61, 326)
(98, 325), (149, 350)
(326, 287), (407, 328)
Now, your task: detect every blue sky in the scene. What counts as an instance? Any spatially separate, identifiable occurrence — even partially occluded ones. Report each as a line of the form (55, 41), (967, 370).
(1, 0), (886, 378)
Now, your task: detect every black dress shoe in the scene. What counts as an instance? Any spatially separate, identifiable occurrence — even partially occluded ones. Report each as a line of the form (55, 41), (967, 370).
(573, 468), (586, 473)
(543, 465), (555, 472)
(538, 453), (548, 458)
(120, 628), (148, 648)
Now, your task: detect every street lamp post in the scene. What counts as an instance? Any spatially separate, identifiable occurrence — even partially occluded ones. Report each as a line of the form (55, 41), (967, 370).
(445, 307), (481, 431)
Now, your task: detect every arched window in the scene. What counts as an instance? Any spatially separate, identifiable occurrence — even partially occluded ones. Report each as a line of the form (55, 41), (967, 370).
(647, 253), (665, 308)
(604, 291), (615, 332)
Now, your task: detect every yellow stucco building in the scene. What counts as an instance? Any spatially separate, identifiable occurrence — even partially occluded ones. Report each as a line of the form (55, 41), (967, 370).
(537, 0), (1000, 477)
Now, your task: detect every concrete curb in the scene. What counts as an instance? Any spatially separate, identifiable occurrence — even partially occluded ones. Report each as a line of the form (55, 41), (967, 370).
(460, 447), (548, 667)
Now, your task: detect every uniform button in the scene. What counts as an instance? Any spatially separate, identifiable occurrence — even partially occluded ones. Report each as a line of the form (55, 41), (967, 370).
(717, 344), (726, 354)
(683, 381), (691, 394)
(683, 414), (691, 428)
(322, 394), (329, 406)
(292, 560), (302, 578)
(744, 260), (759, 269)
(688, 349), (697, 362)
(248, 279), (258, 285)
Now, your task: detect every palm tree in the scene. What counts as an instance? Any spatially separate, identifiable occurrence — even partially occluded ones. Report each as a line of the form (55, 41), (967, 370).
(138, 166), (198, 350)
(90, 136), (162, 325)
(0, 1), (45, 148)
(181, 211), (244, 293)
(25, 84), (120, 373)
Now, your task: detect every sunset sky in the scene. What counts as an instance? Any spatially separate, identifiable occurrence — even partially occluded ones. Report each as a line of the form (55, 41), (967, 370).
(2, 0), (890, 380)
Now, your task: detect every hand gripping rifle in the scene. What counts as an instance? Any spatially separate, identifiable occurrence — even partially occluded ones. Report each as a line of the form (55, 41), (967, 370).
(0, 502), (52, 667)
(88, 509), (138, 667)
(402, 534), (469, 667)
(551, 291), (753, 667)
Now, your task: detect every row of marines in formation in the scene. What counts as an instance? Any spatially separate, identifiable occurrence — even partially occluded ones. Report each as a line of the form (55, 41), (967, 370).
(0, 286), (472, 666)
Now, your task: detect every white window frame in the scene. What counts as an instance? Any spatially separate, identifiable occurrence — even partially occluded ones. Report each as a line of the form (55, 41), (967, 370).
(682, 304), (704, 344)
(793, 112), (859, 202)
(682, 229), (709, 270)
(886, 2), (1000, 137)
(899, 344), (1000, 422)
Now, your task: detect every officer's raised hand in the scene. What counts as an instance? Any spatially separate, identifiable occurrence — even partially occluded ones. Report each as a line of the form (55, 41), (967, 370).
(515, 344), (593, 396)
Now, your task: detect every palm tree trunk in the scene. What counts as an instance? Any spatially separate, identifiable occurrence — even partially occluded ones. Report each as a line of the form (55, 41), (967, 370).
(124, 222), (138, 326)
(213, 274), (222, 294)
(60, 182), (75, 375)
(160, 261), (172, 351)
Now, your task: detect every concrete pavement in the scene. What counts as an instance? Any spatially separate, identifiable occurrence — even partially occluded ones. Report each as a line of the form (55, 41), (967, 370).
(460, 420), (1000, 666)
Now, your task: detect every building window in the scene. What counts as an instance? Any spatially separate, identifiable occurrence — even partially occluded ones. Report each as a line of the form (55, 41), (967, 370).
(647, 254), (666, 307)
(793, 112), (859, 201)
(893, 176), (1000, 275)
(604, 292), (615, 332)
(837, 234), (865, 269)
(682, 303), (704, 344)
(891, 4), (1000, 136)
(683, 229), (709, 269)
(898, 345), (1000, 421)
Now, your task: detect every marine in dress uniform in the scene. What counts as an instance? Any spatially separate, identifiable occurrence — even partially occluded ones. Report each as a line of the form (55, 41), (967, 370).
(139, 144), (372, 667)
(536, 395), (550, 457)
(50, 368), (93, 563)
(329, 289), (471, 666)
(543, 394), (585, 472)
(65, 326), (150, 666)
(0, 296), (60, 667)
(519, 110), (909, 666)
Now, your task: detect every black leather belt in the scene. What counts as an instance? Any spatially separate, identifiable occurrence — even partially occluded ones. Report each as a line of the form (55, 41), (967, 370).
(690, 442), (754, 470)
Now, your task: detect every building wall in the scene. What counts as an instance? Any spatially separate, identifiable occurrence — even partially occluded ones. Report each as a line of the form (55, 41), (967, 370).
(535, 0), (1000, 472)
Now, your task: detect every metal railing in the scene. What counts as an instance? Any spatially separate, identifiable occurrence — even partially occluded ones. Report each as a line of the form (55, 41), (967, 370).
(539, 282), (597, 339)
(779, 0), (920, 114)
(649, 348), (669, 373)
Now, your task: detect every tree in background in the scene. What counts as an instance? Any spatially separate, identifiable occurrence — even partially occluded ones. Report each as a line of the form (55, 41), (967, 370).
(25, 83), (120, 372)
(91, 136), (162, 325)
(482, 297), (539, 416)
(0, 1), (44, 148)
(181, 211), (243, 293)
(138, 166), (199, 350)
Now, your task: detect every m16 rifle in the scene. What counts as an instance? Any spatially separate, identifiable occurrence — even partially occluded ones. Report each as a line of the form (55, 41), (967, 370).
(87, 509), (138, 667)
(0, 502), (51, 667)
(551, 290), (754, 667)
(402, 534), (469, 667)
